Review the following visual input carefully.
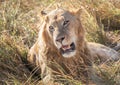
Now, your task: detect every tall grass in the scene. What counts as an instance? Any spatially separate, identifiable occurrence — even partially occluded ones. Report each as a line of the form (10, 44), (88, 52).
(0, 0), (120, 85)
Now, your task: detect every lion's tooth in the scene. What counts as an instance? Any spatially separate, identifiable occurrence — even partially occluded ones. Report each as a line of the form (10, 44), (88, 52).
(62, 45), (69, 50)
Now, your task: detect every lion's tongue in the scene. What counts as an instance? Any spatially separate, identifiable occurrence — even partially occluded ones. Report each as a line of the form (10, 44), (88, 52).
(62, 45), (70, 51)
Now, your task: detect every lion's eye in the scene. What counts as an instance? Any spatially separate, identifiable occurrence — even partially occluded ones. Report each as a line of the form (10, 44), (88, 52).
(63, 20), (69, 27)
(49, 26), (54, 32)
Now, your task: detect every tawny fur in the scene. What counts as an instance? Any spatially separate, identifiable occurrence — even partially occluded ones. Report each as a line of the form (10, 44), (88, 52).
(27, 8), (119, 84)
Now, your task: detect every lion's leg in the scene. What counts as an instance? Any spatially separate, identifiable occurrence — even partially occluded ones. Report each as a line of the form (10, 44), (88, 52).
(27, 42), (42, 78)
(88, 42), (120, 63)
(27, 42), (57, 84)
(89, 68), (106, 85)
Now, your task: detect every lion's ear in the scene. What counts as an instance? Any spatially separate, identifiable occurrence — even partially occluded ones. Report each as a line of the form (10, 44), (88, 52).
(74, 8), (82, 17)
(41, 10), (49, 22)
(55, 4), (61, 9)
(44, 16), (49, 23)
(70, 8), (83, 18)
(41, 10), (47, 16)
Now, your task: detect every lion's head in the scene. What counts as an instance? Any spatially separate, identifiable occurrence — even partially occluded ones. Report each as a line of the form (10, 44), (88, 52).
(39, 9), (85, 58)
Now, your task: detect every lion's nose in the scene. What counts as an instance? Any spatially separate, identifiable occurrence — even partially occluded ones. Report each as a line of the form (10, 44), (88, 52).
(56, 36), (65, 43)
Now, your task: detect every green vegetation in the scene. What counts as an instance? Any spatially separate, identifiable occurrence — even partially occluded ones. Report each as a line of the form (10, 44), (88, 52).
(0, 0), (120, 85)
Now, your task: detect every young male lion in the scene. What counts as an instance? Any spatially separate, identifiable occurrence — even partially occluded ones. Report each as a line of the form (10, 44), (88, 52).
(27, 8), (120, 84)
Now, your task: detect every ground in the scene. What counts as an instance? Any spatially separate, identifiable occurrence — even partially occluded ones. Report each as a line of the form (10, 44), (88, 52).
(0, 0), (120, 85)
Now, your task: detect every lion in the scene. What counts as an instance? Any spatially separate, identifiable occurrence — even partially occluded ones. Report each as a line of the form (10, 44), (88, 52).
(27, 8), (120, 84)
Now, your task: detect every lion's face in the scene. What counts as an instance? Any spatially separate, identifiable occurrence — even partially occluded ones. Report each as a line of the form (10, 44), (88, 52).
(43, 9), (84, 58)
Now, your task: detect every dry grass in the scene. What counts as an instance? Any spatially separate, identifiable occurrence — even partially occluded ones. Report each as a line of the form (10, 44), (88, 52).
(0, 0), (120, 85)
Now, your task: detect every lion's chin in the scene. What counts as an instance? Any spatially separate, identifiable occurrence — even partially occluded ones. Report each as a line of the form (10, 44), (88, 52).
(62, 51), (76, 58)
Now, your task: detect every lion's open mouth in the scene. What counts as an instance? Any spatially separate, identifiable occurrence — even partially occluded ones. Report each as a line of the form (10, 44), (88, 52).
(60, 42), (75, 54)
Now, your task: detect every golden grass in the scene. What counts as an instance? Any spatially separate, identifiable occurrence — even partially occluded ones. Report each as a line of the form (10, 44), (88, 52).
(0, 0), (120, 85)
